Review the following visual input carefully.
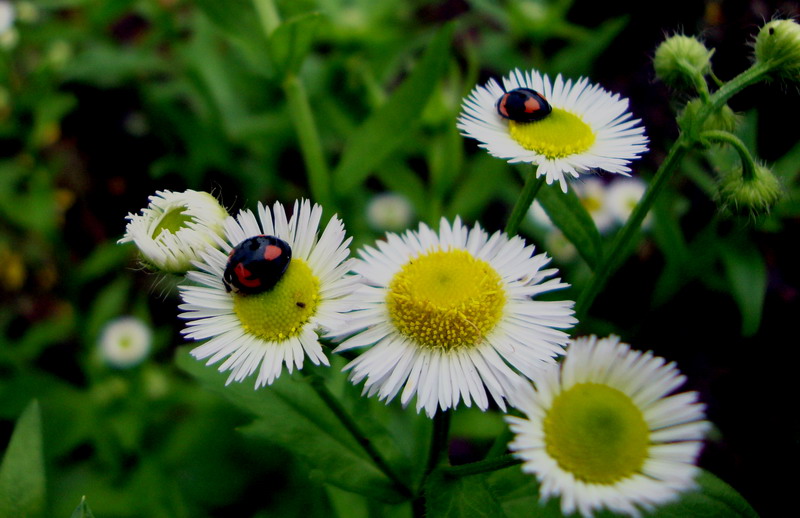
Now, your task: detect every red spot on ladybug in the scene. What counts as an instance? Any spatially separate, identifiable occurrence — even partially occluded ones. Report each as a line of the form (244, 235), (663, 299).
(234, 262), (262, 288)
(263, 244), (283, 261)
(496, 88), (552, 122)
(223, 235), (292, 295)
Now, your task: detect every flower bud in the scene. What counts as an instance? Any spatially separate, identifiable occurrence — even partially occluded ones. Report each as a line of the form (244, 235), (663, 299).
(717, 163), (783, 216)
(754, 19), (800, 79)
(654, 35), (714, 89)
(678, 99), (739, 134)
(119, 189), (229, 274)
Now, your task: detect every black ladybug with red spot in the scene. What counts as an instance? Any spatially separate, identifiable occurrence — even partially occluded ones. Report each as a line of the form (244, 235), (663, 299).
(496, 87), (552, 122)
(223, 235), (292, 295)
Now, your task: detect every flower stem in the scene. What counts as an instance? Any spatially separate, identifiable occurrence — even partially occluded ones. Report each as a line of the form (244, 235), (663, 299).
(505, 167), (545, 236)
(442, 453), (521, 478)
(252, 0), (281, 35)
(306, 374), (412, 498)
(426, 410), (452, 474)
(251, 0), (335, 213)
(576, 135), (692, 318)
(700, 130), (757, 181)
(283, 74), (335, 211)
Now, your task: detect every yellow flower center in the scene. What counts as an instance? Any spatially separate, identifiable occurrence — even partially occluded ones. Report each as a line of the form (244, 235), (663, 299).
(152, 208), (193, 238)
(544, 382), (650, 484)
(233, 259), (320, 341)
(386, 249), (506, 350)
(509, 108), (596, 159)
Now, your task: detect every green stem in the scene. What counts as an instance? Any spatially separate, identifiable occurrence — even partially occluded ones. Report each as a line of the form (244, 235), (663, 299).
(442, 454), (521, 478)
(426, 411), (452, 474)
(251, 0), (334, 213)
(576, 136), (692, 318)
(283, 74), (335, 211)
(252, 0), (281, 35)
(700, 130), (757, 181)
(701, 62), (772, 121)
(505, 167), (545, 236)
(306, 374), (412, 498)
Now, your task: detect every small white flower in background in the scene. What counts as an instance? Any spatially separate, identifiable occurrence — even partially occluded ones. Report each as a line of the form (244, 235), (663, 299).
(333, 217), (576, 418)
(119, 189), (229, 274)
(506, 335), (709, 518)
(527, 201), (555, 230)
(99, 316), (153, 369)
(0, 1), (14, 34)
(366, 192), (414, 232)
(575, 177), (614, 233)
(179, 200), (357, 388)
(458, 68), (648, 193)
(607, 177), (651, 228)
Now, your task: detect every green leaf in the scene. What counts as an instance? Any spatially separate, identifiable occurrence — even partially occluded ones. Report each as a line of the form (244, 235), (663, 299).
(0, 400), (46, 518)
(548, 17), (629, 77)
(333, 25), (454, 192)
(270, 13), (323, 79)
(446, 155), (510, 222)
(176, 348), (409, 503)
(537, 182), (603, 268)
(425, 470), (508, 518)
(194, 0), (273, 75)
(719, 238), (766, 336)
(70, 496), (96, 518)
(650, 471), (759, 518)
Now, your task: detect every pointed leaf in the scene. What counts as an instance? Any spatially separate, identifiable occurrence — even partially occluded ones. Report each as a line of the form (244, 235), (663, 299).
(333, 25), (454, 192)
(176, 348), (408, 503)
(270, 13), (323, 79)
(719, 239), (766, 336)
(425, 470), (508, 518)
(194, 0), (273, 74)
(537, 182), (603, 268)
(70, 496), (96, 518)
(0, 400), (46, 518)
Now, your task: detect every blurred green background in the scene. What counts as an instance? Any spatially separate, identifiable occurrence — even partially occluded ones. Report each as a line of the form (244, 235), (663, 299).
(1, 0), (798, 516)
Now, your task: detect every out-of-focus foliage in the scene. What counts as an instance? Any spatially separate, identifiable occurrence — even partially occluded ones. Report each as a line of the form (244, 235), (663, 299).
(0, 0), (796, 517)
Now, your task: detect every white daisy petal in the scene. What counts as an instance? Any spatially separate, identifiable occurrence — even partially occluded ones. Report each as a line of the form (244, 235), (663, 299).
(458, 68), (648, 192)
(334, 218), (576, 416)
(506, 335), (709, 518)
(178, 199), (355, 387)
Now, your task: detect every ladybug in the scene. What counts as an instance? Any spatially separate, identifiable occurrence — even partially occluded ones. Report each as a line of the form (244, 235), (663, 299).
(496, 88), (552, 122)
(223, 235), (292, 295)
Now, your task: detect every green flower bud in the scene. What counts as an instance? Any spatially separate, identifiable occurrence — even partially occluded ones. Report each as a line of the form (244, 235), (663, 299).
(717, 163), (783, 216)
(679, 99), (739, 134)
(654, 35), (714, 89)
(754, 19), (800, 79)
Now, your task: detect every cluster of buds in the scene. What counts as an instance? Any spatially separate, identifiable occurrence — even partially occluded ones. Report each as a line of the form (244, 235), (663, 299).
(653, 20), (797, 217)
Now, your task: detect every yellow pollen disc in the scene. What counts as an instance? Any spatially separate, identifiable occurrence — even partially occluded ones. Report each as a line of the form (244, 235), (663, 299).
(232, 259), (320, 342)
(509, 108), (596, 159)
(543, 383), (650, 484)
(387, 248), (506, 350)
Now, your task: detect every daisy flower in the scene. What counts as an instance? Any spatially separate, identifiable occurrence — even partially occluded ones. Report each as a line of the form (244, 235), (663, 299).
(119, 189), (229, 274)
(506, 335), (709, 518)
(333, 217), (576, 418)
(607, 177), (652, 228)
(179, 200), (356, 388)
(457, 68), (649, 193)
(98, 316), (152, 369)
(575, 177), (615, 234)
